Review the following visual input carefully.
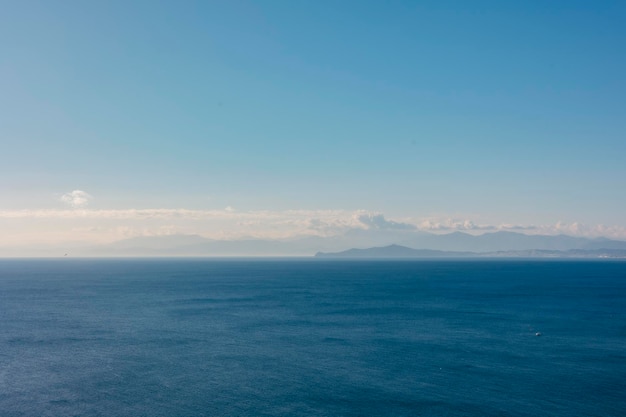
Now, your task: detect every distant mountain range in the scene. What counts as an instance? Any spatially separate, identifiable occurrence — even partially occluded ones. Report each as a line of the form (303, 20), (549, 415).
(390, 231), (626, 252)
(5, 231), (626, 257)
(316, 245), (474, 258)
(315, 244), (626, 259)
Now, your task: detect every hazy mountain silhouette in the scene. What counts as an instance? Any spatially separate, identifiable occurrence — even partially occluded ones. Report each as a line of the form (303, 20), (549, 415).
(315, 245), (473, 258)
(315, 244), (626, 259)
(397, 231), (626, 252)
(57, 231), (626, 257)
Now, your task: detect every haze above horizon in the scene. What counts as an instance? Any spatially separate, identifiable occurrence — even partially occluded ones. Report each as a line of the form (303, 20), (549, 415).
(2, 1), (625, 251)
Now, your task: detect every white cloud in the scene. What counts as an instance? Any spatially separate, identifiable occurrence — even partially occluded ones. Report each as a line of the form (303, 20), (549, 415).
(418, 218), (497, 232)
(60, 190), (92, 208)
(357, 213), (416, 230)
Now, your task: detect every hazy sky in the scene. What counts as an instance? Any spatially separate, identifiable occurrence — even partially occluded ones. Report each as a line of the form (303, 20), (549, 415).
(2, 0), (625, 246)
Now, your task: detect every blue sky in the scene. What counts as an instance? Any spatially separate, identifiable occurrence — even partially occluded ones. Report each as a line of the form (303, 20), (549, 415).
(1, 1), (625, 245)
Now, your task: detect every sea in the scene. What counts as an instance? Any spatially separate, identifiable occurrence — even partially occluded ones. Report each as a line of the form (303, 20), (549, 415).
(0, 259), (625, 417)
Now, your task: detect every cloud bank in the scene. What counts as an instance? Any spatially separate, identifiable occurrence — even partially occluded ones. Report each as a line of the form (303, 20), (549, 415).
(1, 206), (625, 245)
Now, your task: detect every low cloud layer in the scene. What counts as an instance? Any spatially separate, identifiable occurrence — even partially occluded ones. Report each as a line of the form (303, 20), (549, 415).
(417, 218), (538, 232)
(1, 206), (625, 247)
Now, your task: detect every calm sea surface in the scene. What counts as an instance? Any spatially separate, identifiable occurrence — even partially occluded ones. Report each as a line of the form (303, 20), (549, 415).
(0, 259), (625, 416)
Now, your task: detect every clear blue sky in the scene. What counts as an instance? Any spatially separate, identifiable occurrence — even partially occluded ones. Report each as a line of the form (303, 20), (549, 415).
(2, 0), (625, 230)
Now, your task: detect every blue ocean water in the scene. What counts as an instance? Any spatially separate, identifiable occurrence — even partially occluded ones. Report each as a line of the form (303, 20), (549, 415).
(0, 259), (625, 417)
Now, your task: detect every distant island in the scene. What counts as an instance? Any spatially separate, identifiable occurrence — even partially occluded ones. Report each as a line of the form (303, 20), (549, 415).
(315, 244), (626, 259)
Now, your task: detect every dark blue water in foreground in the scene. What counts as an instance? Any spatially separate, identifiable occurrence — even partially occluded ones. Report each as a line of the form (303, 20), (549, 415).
(1, 259), (625, 416)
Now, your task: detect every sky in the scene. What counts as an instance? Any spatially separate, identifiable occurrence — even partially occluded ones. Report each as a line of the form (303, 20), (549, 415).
(1, 0), (626, 248)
